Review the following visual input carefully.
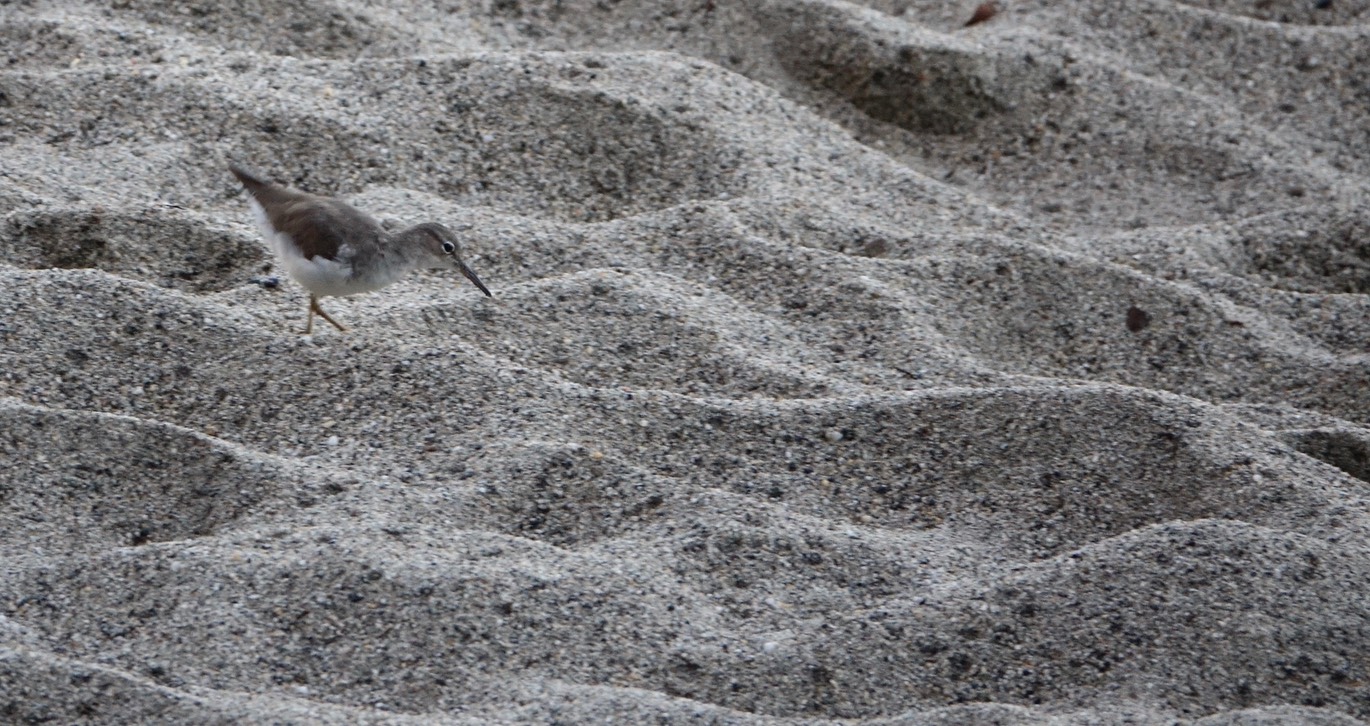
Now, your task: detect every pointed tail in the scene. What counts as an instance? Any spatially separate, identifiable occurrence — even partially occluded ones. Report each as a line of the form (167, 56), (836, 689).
(228, 163), (271, 193)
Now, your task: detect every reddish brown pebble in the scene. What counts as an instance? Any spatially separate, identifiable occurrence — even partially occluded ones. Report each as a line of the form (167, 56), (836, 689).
(965, 1), (997, 27)
(1126, 305), (1151, 332)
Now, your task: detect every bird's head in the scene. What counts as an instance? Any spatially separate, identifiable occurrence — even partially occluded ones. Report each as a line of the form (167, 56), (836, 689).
(410, 223), (493, 298)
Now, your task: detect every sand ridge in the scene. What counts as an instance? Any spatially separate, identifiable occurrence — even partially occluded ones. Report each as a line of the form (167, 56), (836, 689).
(1, 0), (1368, 723)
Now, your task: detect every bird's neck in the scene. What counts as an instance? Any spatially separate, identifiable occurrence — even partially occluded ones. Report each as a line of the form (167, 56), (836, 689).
(341, 229), (426, 291)
(392, 225), (445, 270)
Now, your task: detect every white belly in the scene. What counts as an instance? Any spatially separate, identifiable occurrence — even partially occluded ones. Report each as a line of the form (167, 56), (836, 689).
(248, 198), (377, 298)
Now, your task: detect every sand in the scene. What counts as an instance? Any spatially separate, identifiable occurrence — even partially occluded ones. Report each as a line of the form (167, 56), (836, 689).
(1, 0), (1368, 723)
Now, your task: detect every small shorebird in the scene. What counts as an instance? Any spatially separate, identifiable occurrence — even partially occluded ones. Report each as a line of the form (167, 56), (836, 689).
(229, 164), (492, 334)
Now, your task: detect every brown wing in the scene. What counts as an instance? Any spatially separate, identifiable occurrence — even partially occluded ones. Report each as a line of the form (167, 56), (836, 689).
(229, 164), (380, 261)
(271, 200), (348, 261)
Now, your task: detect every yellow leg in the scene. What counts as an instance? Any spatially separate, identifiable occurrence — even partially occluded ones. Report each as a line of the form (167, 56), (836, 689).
(309, 295), (347, 333)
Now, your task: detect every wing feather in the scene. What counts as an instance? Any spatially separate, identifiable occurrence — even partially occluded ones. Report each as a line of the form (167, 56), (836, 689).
(229, 165), (381, 262)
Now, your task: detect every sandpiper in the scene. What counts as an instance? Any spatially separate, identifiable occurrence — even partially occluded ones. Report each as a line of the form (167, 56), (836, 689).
(229, 164), (492, 334)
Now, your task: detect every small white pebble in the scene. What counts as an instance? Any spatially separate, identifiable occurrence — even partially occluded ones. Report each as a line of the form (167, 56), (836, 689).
(762, 641), (779, 653)
(325, 435), (340, 446)
(824, 428), (843, 443)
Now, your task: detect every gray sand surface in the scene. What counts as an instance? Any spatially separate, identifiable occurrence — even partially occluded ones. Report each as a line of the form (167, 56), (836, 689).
(2, 0), (1368, 723)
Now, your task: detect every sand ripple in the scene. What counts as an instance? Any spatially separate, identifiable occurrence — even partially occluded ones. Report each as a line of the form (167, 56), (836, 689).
(2, 0), (1368, 723)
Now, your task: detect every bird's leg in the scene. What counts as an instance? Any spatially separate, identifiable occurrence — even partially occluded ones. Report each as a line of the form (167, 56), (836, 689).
(310, 294), (347, 333)
(304, 297), (315, 335)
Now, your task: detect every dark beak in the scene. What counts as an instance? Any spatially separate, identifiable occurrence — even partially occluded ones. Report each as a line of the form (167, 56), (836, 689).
(459, 260), (493, 297)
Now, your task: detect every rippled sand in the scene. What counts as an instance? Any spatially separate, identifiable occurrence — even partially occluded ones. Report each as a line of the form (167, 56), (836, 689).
(2, 1), (1368, 723)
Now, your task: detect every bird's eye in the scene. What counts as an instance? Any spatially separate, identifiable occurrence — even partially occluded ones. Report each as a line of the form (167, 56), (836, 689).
(441, 241), (455, 254)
